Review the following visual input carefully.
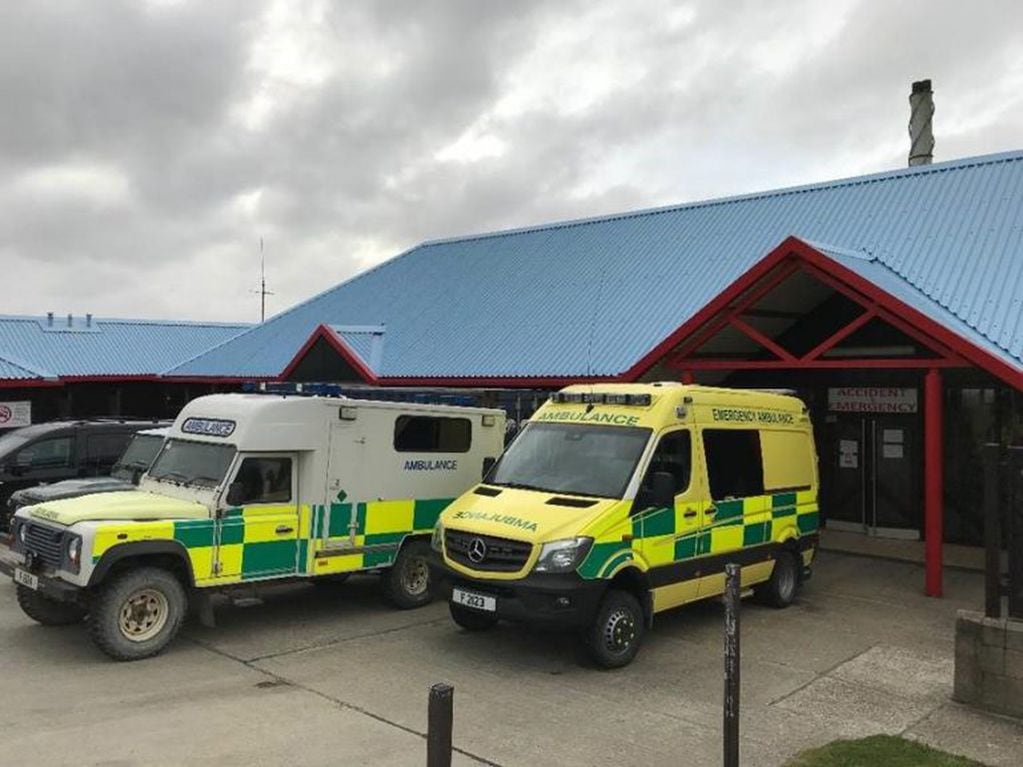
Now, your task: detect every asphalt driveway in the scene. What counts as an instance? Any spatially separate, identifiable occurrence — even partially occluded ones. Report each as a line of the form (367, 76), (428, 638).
(1, 551), (1021, 766)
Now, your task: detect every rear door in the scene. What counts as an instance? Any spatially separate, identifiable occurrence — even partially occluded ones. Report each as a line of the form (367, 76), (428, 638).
(215, 453), (300, 581)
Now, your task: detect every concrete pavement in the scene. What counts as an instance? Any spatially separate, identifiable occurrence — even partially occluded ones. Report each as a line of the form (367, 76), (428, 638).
(1, 552), (1021, 766)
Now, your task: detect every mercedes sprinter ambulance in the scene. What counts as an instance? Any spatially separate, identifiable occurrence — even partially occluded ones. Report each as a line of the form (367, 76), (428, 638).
(430, 383), (819, 668)
(1, 387), (504, 660)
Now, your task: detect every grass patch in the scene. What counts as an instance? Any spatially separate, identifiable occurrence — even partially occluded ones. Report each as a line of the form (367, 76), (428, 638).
(786, 735), (984, 766)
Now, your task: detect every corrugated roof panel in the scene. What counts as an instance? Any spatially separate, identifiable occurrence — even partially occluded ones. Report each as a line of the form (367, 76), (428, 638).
(0, 316), (249, 380)
(170, 150), (1023, 379)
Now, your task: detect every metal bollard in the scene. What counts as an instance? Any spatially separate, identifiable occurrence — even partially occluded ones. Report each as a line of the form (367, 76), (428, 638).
(723, 563), (741, 767)
(427, 683), (453, 767)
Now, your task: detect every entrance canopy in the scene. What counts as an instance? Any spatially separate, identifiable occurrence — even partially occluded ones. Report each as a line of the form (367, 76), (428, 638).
(630, 237), (1021, 389)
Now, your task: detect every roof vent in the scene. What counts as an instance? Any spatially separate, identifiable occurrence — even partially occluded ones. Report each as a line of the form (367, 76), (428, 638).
(908, 79), (934, 166)
(86, 313), (92, 327)
(46, 312), (54, 327)
(67, 313), (73, 328)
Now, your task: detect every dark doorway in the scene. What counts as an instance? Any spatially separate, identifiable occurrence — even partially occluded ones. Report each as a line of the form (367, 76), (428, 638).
(824, 410), (922, 538)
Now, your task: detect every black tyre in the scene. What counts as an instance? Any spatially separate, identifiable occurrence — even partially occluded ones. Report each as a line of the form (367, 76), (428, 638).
(755, 550), (800, 608)
(88, 567), (187, 661)
(383, 541), (433, 610)
(16, 586), (86, 626)
(449, 602), (498, 631)
(584, 590), (645, 669)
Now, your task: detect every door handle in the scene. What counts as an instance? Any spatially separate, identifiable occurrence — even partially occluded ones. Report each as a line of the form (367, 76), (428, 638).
(683, 509), (698, 519)
(705, 506), (718, 516)
(275, 525), (294, 535)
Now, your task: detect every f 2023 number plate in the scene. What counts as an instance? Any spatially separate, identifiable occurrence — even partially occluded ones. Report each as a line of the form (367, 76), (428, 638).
(451, 588), (495, 612)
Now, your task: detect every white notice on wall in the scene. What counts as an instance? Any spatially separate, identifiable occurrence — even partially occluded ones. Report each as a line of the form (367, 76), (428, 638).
(840, 453), (858, 468)
(0, 401), (31, 429)
(883, 429), (904, 444)
(883, 444), (904, 459)
(839, 439), (858, 454)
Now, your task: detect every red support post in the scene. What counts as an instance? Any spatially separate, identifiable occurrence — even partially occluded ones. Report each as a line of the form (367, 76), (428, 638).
(681, 370), (694, 384)
(924, 368), (944, 597)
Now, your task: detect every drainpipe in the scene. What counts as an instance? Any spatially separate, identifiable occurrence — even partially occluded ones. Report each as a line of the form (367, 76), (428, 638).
(924, 368), (943, 597)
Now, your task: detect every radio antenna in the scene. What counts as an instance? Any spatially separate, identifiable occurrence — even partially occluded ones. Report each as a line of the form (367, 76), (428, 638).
(251, 237), (275, 322)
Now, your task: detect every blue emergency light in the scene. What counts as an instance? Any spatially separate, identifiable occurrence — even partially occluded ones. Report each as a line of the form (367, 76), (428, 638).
(241, 381), (347, 398)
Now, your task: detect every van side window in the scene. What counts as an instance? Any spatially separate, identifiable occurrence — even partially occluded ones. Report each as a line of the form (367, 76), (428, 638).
(703, 429), (764, 500)
(394, 416), (471, 453)
(234, 457), (292, 504)
(634, 430), (691, 511)
(15, 437), (72, 470)
(86, 433), (131, 469)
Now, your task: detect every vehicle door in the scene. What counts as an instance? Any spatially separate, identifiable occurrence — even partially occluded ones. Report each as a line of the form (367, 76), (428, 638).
(214, 453), (300, 581)
(631, 429), (708, 609)
(697, 427), (768, 597)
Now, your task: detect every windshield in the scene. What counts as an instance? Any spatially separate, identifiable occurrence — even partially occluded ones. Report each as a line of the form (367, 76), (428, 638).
(487, 422), (651, 499)
(111, 434), (165, 481)
(148, 439), (236, 488)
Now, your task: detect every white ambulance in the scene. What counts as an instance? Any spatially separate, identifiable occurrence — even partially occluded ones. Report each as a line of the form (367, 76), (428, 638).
(1, 384), (504, 660)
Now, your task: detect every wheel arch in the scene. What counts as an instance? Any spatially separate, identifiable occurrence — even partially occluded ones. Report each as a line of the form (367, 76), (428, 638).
(608, 565), (654, 628)
(88, 541), (195, 589)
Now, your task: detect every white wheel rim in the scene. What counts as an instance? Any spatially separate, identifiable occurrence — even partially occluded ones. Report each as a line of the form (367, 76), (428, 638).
(118, 588), (169, 642)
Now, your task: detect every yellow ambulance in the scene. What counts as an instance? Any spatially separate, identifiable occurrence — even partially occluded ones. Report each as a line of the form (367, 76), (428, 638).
(430, 382), (819, 668)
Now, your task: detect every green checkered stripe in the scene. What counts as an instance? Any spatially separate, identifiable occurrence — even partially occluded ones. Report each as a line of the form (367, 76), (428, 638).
(577, 491), (818, 580)
(308, 497), (452, 569)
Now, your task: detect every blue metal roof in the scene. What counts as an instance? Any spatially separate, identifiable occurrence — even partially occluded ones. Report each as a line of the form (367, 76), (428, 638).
(170, 150), (1023, 380)
(0, 315), (249, 381)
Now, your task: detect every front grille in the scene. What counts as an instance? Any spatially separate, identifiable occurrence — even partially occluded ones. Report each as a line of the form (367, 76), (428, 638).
(445, 529), (532, 572)
(24, 523), (64, 569)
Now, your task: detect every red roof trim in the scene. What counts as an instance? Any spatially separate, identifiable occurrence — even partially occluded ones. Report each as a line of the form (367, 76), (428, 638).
(279, 324), (379, 385)
(624, 236), (1023, 390)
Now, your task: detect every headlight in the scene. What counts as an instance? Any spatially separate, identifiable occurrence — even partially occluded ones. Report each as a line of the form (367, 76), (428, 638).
(431, 523), (444, 553)
(17, 523), (26, 544)
(66, 536), (82, 570)
(533, 537), (593, 573)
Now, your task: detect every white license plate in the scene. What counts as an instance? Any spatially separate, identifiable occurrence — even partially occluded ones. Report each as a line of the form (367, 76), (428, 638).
(14, 568), (38, 590)
(452, 587), (496, 612)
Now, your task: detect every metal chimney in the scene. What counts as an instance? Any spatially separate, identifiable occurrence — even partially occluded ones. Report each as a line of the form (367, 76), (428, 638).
(46, 312), (53, 327)
(908, 79), (934, 166)
(86, 313), (92, 327)
(67, 313), (73, 328)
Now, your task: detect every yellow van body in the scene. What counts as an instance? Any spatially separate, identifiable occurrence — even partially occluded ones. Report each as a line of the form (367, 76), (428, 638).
(430, 382), (819, 666)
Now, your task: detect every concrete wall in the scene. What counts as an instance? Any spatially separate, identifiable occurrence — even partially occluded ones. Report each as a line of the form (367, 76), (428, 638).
(954, 609), (1023, 718)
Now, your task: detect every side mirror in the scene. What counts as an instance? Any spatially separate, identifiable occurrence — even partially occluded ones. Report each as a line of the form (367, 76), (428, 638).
(131, 468), (145, 485)
(651, 471), (676, 508)
(225, 481), (246, 507)
(481, 457), (496, 480)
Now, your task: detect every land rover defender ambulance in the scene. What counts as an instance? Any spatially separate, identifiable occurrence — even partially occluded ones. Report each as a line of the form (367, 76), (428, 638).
(430, 383), (819, 668)
(1, 386), (504, 660)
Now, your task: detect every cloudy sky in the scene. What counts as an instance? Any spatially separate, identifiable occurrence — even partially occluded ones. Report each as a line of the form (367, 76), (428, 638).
(2, 0), (1021, 323)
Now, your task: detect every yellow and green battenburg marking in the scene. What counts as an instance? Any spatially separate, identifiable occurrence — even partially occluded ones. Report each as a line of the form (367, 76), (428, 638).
(90, 496), (454, 585)
(577, 489), (818, 580)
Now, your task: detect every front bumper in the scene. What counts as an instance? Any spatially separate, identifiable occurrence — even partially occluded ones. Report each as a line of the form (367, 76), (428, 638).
(0, 544), (84, 604)
(429, 551), (605, 630)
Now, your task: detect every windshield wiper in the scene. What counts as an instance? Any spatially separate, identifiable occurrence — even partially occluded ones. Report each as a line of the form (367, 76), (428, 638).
(492, 480), (551, 493)
(184, 475), (221, 487)
(154, 471), (189, 484)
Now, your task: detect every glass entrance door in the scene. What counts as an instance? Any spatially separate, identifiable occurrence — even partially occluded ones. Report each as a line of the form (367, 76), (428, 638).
(824, 415), (921, 539)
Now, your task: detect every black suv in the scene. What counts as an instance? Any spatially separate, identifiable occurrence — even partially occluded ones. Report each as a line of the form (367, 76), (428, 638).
(0, 419), (165, 529)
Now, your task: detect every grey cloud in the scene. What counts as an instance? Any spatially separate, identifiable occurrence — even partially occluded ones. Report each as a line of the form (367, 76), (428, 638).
(0, 0), (1020, 323)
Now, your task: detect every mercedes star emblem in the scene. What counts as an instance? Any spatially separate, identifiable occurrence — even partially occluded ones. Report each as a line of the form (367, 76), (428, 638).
(467, 537), (487, 564)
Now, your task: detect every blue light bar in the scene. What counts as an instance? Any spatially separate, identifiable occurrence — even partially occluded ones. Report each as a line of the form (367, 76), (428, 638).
(549, 392), (652, 406)
(243, 381), (347, 398)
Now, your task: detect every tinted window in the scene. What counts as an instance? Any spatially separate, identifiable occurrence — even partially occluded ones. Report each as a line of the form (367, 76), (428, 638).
(636, 430), (692, 509)
(86, 433), (132, 465)
(703, 429), (764, 500)
(394, 416), (471, 453)
(233, 457), (292, 504)
(15, 437), (73, 469)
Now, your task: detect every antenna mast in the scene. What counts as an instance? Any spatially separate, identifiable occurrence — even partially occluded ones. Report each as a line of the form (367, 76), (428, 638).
(252, 237), (275, 322)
